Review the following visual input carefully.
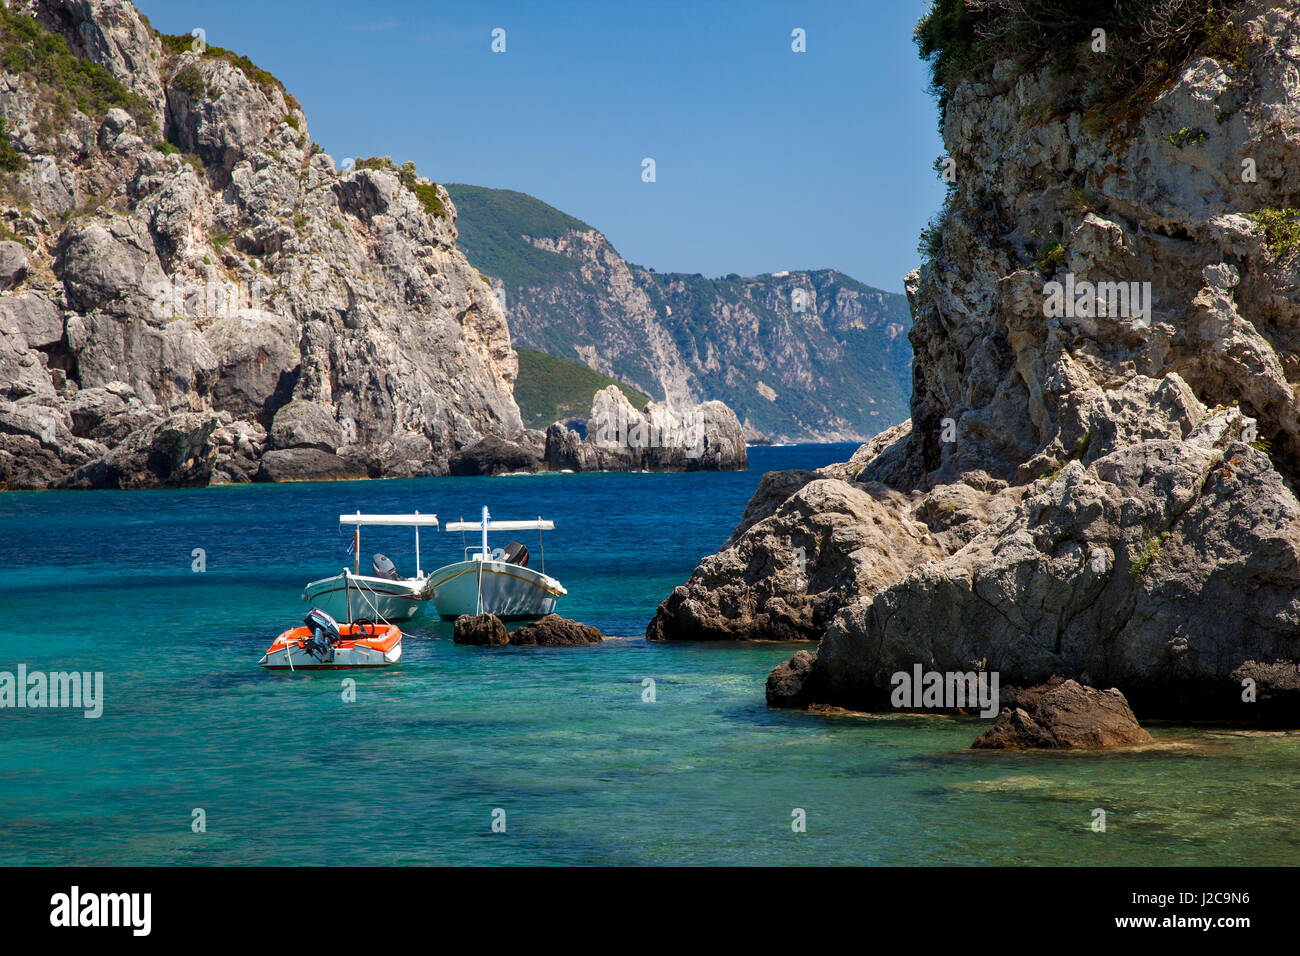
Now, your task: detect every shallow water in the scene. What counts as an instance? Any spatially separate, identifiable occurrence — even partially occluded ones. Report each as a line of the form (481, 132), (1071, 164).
(1, 444), (1296, 865)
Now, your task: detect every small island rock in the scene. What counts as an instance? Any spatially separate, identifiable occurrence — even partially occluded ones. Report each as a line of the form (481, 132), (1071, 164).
(453, 613), (509, 646)
(972, 679), (1153, 750)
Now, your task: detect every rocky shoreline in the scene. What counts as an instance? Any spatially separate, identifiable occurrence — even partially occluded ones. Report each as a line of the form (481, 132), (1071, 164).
(0, 2), (747, 491)
(648, 0), (1300, 732)
(447, 385), (748, 476)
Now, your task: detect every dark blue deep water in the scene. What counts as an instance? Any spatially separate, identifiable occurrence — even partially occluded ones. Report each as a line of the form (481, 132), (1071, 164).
(1, 444), (1297, 865)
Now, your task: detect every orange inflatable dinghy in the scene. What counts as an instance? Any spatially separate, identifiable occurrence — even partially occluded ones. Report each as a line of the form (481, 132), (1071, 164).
(259, 614), (403, 670)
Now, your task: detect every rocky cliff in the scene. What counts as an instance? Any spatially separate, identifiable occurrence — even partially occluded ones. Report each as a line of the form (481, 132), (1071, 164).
(0, 0), (524, 489)
(649, 0), (1300, 723)
(448, 384), (747, 475)
(543, 385), (747, 472)
(445, 184), (913, 442)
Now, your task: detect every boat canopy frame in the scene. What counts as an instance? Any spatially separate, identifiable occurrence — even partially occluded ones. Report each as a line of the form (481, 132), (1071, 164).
(445, 507), (553, 574)
(339, 511), (439, 577)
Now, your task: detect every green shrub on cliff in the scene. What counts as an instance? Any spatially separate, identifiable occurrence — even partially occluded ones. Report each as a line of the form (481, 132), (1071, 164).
(1167, 126), (1208, 148)
(157, 31), (302, 112)
(917, 217), (944, 261)
(354, 156), (397, 173)
(1130, 529), (1170, 579)
(915, 0), (1244, 112)
(350, 157), (446, 218)
(407, 180), (445, 219)
(1250, 208), (1300, 260)
(0, 117), (24, 173)
(1035, 239), (1067, 271)
(0, 4), (154, 133)
(171, 63), (207, 99)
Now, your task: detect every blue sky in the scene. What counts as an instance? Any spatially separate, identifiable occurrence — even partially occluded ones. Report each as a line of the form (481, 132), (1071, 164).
(137, 0), (946, 294)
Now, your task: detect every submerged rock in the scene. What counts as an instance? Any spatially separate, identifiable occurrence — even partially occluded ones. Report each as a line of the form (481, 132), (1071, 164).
(453, 613), (509, 646)
(972, 680), (1153, 750)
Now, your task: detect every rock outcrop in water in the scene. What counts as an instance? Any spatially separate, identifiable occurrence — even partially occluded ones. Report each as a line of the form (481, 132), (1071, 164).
(453, 613), (510, 647)
(0, 0), (522, 489)
(543, 386), (747, 473)
(654, 0), (1300, 723)
(446, 385), (748, 474)
(447, 431), (545, 476)
(509, 614), (603, 646)
(452, 612), (604, 646)
(973, 679), (1153, 750)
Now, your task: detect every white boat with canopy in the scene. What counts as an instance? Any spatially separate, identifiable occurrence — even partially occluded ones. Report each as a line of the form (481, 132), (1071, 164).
(302, 512), (439, 623)
(428, 507), (566, 620)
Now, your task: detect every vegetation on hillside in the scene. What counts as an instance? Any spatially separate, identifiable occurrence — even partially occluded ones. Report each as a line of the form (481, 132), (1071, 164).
(448, 184), (913, 438)
(156, 30), (302, 112)
(0, 117), (23, 173)
(0, 4), (155, 140)
(915, 0), (1247, 112)
(513, 347), (649, 429)
(444, 184), (592, 289)
(354, 156), (446, 218)
(170, 62), (206, 99)
(1250, 208), (1300, 261)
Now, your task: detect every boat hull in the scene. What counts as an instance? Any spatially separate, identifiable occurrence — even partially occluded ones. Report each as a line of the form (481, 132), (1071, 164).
(302, 572), (428, 623)
(427, 560), (564, 620)
(259, 623), (403, 670)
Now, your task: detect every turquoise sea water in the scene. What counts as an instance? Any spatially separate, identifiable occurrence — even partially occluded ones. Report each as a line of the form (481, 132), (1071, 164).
(1, 443), (1297, 866)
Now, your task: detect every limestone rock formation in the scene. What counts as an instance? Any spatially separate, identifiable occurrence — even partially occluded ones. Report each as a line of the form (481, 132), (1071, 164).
(451, 612), (604, 647)
(509, 614), (604, 646)
(0, 0), (522, 489)
(654, 0), (1300, 723)
(452, 613), (509, 647)
(447, 431), (544, 476)
(544, 385), (747, 472)
(972, 679), (1153, 750)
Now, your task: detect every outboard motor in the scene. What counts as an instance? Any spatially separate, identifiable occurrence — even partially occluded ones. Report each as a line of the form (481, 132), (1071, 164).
(502, 540), (529, 567)
(372, 553), (399, 580)
(302, 608), (341, 663)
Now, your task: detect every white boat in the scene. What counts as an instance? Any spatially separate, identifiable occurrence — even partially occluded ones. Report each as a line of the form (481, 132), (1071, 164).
(428, 507), (567, 620)
(302, 512), (439, 623)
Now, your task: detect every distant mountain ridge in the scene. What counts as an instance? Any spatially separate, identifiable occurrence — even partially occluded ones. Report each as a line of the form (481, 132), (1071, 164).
(446, 184), (912, 442)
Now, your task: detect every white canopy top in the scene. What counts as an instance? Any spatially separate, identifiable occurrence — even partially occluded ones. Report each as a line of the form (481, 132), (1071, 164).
(339, 513), (439, 527)
(444, 518), (554, 532)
